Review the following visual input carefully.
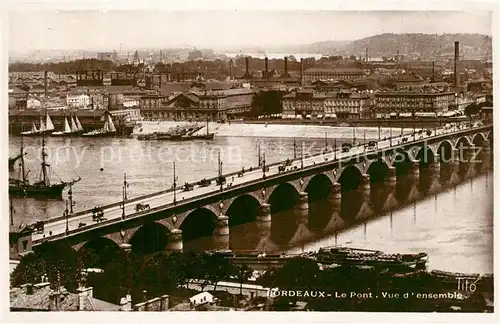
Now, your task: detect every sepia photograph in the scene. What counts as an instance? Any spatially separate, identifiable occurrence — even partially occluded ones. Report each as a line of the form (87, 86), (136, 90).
(2, 2), (497, 321)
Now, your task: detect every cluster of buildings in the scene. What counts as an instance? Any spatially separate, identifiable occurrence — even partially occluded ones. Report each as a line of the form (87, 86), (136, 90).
(8, 42), (493, 122)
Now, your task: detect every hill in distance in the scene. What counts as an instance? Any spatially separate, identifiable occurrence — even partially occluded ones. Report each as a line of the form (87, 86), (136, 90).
(308, 33), (492, 59)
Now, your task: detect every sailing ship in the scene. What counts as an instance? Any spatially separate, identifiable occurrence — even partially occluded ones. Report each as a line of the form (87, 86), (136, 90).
(81, 112), (117, 137)
(52, 114), (84, 137)
(189, 119), (215, 140)
(8, 136), (81, 197)
(20, 111), (55, 136)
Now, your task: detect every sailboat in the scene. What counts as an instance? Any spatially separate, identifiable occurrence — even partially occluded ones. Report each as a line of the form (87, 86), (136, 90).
(20, 111), (55, 136)
(81, 112), (117, 137)
(9, 135), (81, 197)
(52, 114), (84, 137)
(191, 119), (215, 140)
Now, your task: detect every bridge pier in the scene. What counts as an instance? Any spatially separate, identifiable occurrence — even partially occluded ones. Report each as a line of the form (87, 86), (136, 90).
(166, 229), (183, 252)
(328, 183), (341, 206)
(430, 154), (440, 173)
(408, 161), (420, 179)
(257, 203), (272, 223)
(386, 166), (397, 187)
(214, 233), (230, 250)
(297, 192), (309, 212)
(360, 174), (370, 192)
(216, 215), (230, 236)
(466, 145), (478, 163)
(481, 140), (491, 170)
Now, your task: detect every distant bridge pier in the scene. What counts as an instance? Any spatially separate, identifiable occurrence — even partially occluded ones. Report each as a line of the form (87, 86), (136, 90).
(408, 161), (420, 179)
(431, 154), (441, 174)
(257, 203), (272, 223)
(166, 229), (183, 252)
(216, 215), (230, 236)
(328, 182), (342, 206)
(481, 140), (491, 170)
(466, 145), (478, 162)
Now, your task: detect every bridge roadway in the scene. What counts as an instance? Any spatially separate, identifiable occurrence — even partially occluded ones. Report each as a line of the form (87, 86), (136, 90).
(32, 122), (483, 244)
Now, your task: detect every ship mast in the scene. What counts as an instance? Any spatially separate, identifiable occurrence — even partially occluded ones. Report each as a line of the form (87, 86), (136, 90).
(41, 135), (50, 186)
(20, 134), (26, 183)
(10, 195), (14, 226)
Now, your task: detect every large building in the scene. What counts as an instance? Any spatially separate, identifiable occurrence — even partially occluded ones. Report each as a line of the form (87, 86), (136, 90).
(373, 91), (455, 118)
(303, 68), (366, 83)
(282, 90), (372, 120)
(66, 93), (91, 108)
(140, 88), (256, 121)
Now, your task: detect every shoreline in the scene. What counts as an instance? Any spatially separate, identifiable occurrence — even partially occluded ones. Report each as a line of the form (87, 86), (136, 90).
(138, 120), (416, 139)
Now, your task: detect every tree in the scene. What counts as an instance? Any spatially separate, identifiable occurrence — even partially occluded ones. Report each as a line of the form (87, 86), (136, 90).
(267, 257), (321, 290)
(11, 242), (83, 292)
(465, 103), (481, 116)
(232, 264), (253, 295)
(203, 253), (234, 291)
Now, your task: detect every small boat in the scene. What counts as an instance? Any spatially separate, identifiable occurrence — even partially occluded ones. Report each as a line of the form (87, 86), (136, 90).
(20, 111), (55, 136)
(9, 136), (81, 197)
(82, 112), (117, 137)
(311, 247), (428, 270)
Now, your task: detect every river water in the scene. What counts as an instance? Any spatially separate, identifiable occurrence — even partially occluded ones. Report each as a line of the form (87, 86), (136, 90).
(8, 123), (493, 274)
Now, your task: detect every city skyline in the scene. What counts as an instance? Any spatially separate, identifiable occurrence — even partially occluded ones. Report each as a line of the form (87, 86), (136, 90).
(8, 10), (492, 53)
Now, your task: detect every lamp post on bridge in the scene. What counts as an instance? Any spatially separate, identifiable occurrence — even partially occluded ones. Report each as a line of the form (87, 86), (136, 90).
(258, 144), (261, 167)
(121, 185), (126, 220)
(173, 162), (179, 205)
(218, 151), (224, 193)
(123, 173), (129, 200)
(64, 200), (69, 235)
(262, 153), (267, 179)
(293, 137), (297, 159)
(68, 182), (75, 214)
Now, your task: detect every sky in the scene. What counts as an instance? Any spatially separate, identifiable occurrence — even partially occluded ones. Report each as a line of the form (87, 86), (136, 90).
(8, 10), (493, 52)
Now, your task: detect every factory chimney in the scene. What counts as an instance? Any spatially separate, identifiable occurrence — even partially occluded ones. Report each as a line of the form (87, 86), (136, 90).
(229, 59), (234, 81)
(454, 41), (460, 90)
(264, 57), (269, 79)
(431, 61), (435, 83)
(300, 58), (304, 86)
(245, 57), (249, 74)
(44, 71), (48, 97)
(280, 56), (291, 79)
(365, 48), (368, 63)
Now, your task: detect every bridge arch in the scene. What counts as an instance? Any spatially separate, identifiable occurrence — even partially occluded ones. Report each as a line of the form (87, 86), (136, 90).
(392, 149), (413, 176)
(226, 194), (262, 227)
(305, 173), (334, 201)
(267, 182), (300, 214)
(179, 207), (218, 242)
(78, 237), (122, 269)
(472, 133), (486, 147)
(367, 159), (389, 183)
(455, 136), (472, 149)
(416, 145), (436, 169)
(436, 140), (453, 163)
(128, 222), (170, 254)
(338, 164), (363, 192)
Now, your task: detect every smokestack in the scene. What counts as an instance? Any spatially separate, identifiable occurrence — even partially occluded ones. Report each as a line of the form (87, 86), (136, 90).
(300, 58), (304, 86)
(365, 48), (368, 63)
(454, 41), (460, 90)
(284, 56), (288, 74)
(44, 71), (48, 97)
(432, 61), (435, 83)
(245, 57), (249, 74)
(264, 57), (269, 79)
(229, 59), (233, 81)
